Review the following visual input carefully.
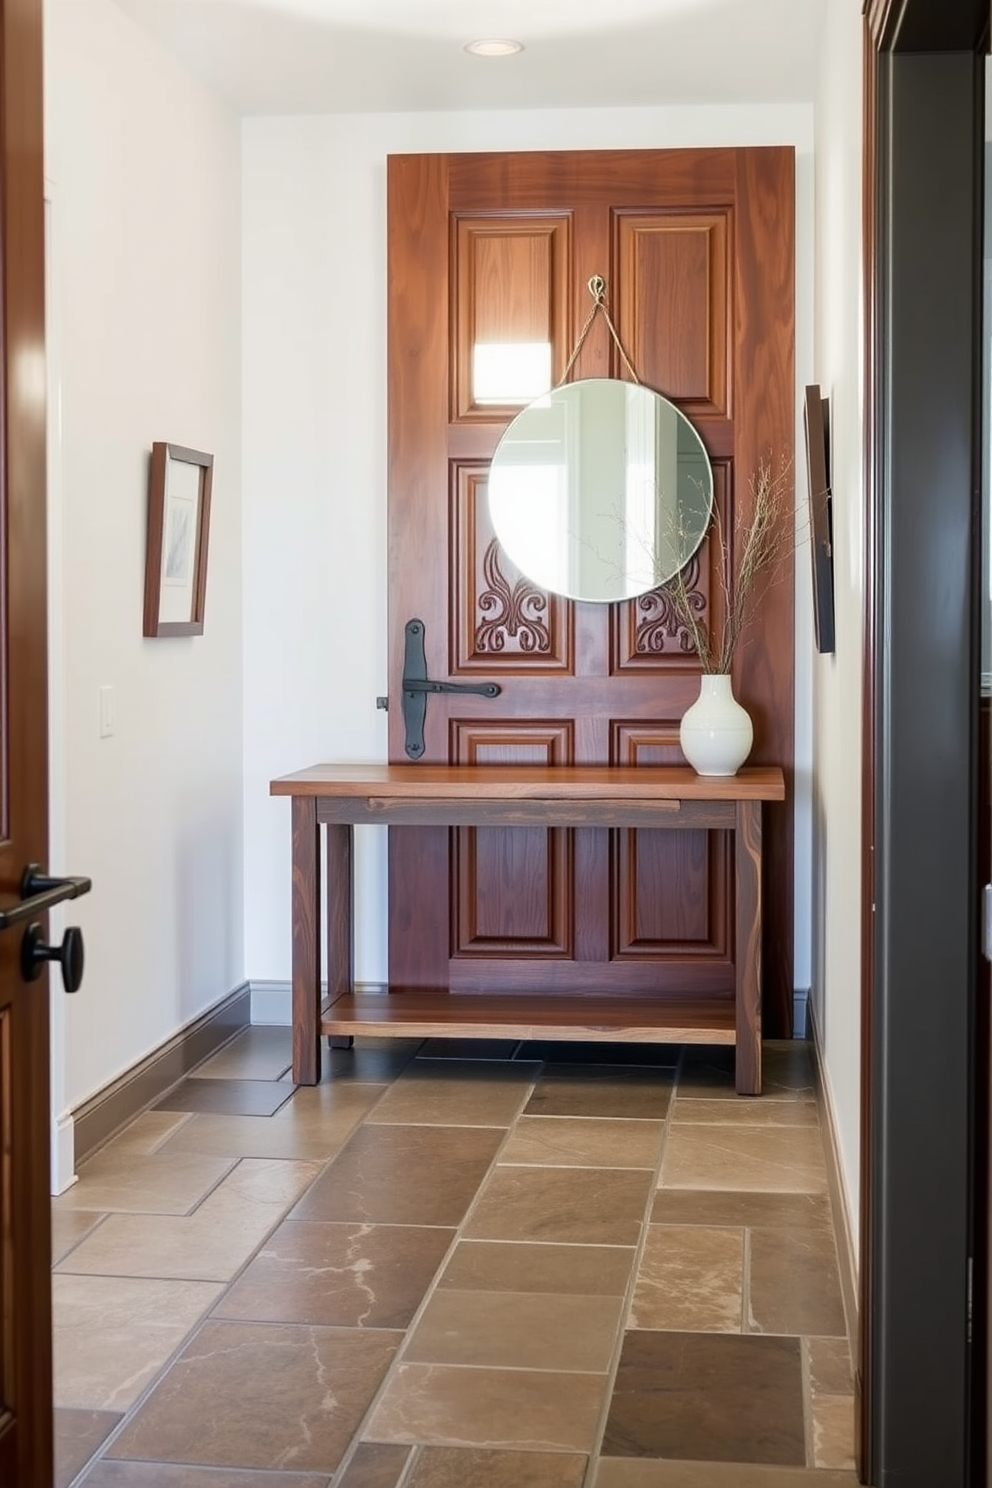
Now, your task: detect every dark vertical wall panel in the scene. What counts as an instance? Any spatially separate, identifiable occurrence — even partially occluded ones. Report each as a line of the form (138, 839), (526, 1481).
(870, 47), (982, 1486)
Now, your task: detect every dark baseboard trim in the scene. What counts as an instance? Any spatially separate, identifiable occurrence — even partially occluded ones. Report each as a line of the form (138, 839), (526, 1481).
(807, 995), (859, 1358)
(72, 982), (252, 1166)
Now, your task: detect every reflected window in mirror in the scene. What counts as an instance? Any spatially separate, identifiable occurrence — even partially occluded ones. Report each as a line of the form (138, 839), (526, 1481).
(488, 378), (713, 604)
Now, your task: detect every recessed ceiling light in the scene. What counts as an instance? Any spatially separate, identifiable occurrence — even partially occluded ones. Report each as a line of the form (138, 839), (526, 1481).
(464, 38), (524, 58)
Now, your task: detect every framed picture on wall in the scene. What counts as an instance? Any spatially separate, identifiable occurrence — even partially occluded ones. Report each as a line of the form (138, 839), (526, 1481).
(143, 442), (213, 637)
(803, 385), (836, 654)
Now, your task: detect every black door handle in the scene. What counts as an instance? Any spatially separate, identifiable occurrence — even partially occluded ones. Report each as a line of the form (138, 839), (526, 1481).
(402, 618), (501, 759)
(0, 863), (92, 932)
(21, 922), (85, 993)
(402, 678), (501, 698)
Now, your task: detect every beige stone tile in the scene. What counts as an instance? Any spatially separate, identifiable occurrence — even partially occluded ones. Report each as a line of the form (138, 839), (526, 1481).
(106, 1320), (401, 1473)
(156, 1080), (385, 1161)
(602, 1331), (805, 1463)
(763, 1040), (817, 1082)
(367, 1061), (535, 1127)
(279, 1079), (391, 1119)
(52, 1208), (105, 1266)
(52, 1274), (224, 1410)
(417, 1040), (522, 1060)
(54, 1406), (121, 1488)
(300, 1038), (427, 1085)
(525, 1066), (672, 1120)
(99, 1110), (195, 1157)
(594, 1461), (858, 1486)
(193, 1026), (293, 1080)
(659, 1124), (827, 1193)
(672, 1096), (817, 1126)
(405, 1289), (624, 1371)
(748, 1227), (846, 1336)
(677, 1041), (815, 1102)
(77, 1467), (334, 1487)
(650, 1189), (832, 1229)
(812, 1394), (856, 1470)
(499, 1116), (664, 1168)
(292, 1125), (503, 1227)
(154, 1077), (293, 1117)
(438, 1239), (634, 1297)
(409, 1446), (588, 1487)
(338, 1441), (412, 1488)
(52, 1146), (236, 1216)
(365, 1363), (606, 1452)
(520, 1041), (679, 1068)
(55, 1158), (322, 1282)
(213, 1220), (454, 1329)
(630, 1225), (743, 1331)
(464, 1165), (652, 1245)
(808, 1336), (854, 1395)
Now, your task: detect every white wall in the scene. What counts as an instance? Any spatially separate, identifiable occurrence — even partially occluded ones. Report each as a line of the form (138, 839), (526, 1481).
(44, 0), (244, 1181)
(810, 0), (865, 1239)
(242, 103), (816, 1005)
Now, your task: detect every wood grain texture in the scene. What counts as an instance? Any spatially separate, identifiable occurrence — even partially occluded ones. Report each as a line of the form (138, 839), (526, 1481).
(322, 991), (736, 1044)
(452, 467), (568, 671)
(291, 794), (322, 1084)
(617, 210), (730, 416)
(386, 147), (794, 1025)
(326, 824), (354, 1001)
(0, 0), (55, 1478)
(616, 463), (731, 674)
(453, 725), (570, 955)
(279, 768), (777, 1088)
(319, 799), (742, 831)
(272, 763), (785, 802)
(447, 954), (736, 997)
(734, 798), (763, 1095)
(452, 215), (570, 420)
(386, 152), (452, 992)
(731, 145), (795, 1040)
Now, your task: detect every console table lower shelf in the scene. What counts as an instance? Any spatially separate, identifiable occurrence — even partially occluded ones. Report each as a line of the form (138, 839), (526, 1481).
(269, 762), (786, 1095)
(321, 991), (736, 1045)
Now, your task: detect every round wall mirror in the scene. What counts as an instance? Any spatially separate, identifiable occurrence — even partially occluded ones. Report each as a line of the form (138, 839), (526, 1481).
(487, 378), (714, 604)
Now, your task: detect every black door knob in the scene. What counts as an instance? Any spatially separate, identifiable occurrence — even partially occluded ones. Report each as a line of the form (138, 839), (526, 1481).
(21, 922), (85, 993)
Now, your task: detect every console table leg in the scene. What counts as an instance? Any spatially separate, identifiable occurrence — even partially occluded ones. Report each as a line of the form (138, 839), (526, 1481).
(291, 794), (321, 1085)
(327, 821), (355, 1010)
(735, 798), (763, 1095)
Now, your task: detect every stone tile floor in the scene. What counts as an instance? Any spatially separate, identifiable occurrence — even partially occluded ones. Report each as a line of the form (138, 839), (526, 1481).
(51, 1029), (859, 1487)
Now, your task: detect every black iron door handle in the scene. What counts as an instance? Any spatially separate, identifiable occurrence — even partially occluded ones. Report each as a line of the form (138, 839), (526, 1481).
(402, 618), (501, 758)
(0, 864), (92, 932)
(21, 922), (85, 993)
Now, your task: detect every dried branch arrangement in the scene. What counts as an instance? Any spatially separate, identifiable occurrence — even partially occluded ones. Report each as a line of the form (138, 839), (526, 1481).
(666, 456), (793, 674)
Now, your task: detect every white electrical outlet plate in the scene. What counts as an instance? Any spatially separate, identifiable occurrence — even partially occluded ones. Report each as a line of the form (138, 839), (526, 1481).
(99, 684), (115, 738)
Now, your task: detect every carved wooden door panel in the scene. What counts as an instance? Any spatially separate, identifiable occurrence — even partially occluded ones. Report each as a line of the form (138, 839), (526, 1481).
(386, 148), (795, 1034)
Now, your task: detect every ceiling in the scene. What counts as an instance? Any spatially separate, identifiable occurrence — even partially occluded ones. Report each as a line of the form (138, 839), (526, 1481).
(109, 0), (828, 115)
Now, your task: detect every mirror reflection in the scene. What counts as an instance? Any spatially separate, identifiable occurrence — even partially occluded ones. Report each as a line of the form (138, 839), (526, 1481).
(487, 378), (714, 603)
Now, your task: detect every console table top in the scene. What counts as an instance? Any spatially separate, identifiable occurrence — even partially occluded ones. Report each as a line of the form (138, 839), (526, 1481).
(270, 762), (786, 803)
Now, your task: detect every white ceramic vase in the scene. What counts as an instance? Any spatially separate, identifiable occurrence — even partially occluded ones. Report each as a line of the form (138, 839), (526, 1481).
(679, 673), (753, 777)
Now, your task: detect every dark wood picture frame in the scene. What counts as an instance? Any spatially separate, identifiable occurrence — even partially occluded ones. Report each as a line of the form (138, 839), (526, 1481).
(143, 442), (213, 637)
(803, 384), (835, 653)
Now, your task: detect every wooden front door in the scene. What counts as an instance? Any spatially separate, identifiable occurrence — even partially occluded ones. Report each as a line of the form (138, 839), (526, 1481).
(386, 148), (795, 1035)
(0, 0), (56, 1480)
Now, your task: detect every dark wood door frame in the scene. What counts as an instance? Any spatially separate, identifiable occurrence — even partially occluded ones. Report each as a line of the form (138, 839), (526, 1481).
(861, 1), (987, 1482)
(0, 0), (56, 1479)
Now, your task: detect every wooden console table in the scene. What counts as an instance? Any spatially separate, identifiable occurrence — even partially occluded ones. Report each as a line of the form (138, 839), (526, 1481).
(270, 763), (785, 1094)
